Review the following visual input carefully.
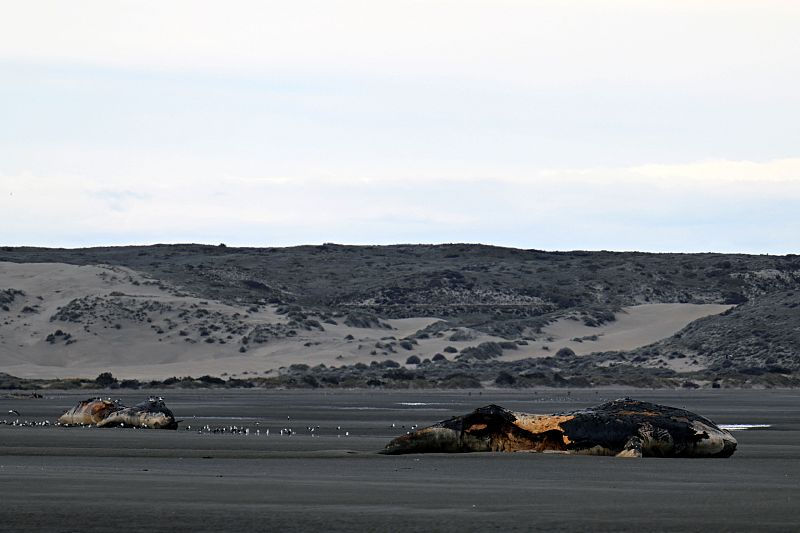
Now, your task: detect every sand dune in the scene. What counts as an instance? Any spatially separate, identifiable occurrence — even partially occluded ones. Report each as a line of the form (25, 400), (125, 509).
(504, 303), (734, 361)
(0, 262), (444, 379)
(1, 262), (731, 380)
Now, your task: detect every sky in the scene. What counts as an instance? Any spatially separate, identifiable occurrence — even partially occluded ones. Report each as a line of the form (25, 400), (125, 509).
(1, 1), (799, 253)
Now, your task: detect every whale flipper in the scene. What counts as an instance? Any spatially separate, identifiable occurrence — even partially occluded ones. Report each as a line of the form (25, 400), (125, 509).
(616, 436), (643, 458)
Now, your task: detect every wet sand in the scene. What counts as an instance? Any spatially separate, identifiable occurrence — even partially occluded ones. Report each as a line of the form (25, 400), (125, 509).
(1, 389), (799, 532)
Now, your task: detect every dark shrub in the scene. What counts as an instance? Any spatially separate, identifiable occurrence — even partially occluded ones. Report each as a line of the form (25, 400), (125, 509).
(567, 376), (592, 387)
(344, 311), (391, 329)
(383, 368), (416, 380)
(494, 371), (516, 386)
(226, 378), (254, 388)
(405, 355), (421, 365)
(432, 353), (446, 362)
(448, 329), (477, 342)
(556, 347), (576, 357)
(767, 365), (792, 374)
(457, 342), (503, 361)
(95, 372), (117, 387)
(723, 291), (748, 305)
(242, 279), (268, 290)
(302, 374), (320, 388)
(119, 379), (140, 389)
(198, 375), (225, 385)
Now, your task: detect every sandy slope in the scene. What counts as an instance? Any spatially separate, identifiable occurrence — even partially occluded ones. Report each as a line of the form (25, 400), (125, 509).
(1, 262), (730, 380)
(0, 261), (279, 376)
(505, 303), (734, 361)
(0, 262), (445, 379)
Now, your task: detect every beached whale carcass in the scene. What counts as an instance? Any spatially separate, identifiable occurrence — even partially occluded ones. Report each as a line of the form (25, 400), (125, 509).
(381, 398), (737, 458)
(96, 397), (178, 429)
(57, 397), (121, 426)
(57, 397), (178, 429)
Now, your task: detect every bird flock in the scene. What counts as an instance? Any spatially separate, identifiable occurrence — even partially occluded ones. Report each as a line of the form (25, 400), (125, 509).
(0, 409), (361, 437)
(1, 409), (53, 428)
(2, 408), (425, 438)
(181, 420), (352, 437)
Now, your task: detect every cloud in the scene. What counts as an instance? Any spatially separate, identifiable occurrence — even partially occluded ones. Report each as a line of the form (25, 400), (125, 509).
(539, 158), (800, 185)
(217, 158), (800, 187)
(1, 1), (798, 91)
(1, 158), (798, 251)
(632, 159), (800, 184)
(2, 2), (798, 252)
(89, 190), (152, 212)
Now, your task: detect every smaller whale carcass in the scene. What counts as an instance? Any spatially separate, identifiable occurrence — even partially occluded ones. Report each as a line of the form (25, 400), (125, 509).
(381, 398), (737, 458)
(57, 398), (121, 426)
(57, 397), (178, 429)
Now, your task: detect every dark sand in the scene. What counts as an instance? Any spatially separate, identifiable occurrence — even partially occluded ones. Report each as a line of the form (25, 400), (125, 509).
(1, 389), (799, 532)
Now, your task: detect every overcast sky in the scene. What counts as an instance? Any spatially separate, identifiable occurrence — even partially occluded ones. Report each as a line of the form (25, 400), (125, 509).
(1, 1), (799, 252)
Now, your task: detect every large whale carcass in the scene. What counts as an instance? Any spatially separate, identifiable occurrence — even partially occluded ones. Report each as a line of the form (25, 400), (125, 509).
(57, 397), (178, 429)
(381, 398), (737, 458)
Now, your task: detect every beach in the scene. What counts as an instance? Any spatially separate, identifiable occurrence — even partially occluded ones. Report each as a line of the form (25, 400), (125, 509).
(1, 389), (798, 531)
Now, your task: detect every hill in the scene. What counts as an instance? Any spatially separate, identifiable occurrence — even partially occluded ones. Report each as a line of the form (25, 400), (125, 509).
(1, 244), (798, 388)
